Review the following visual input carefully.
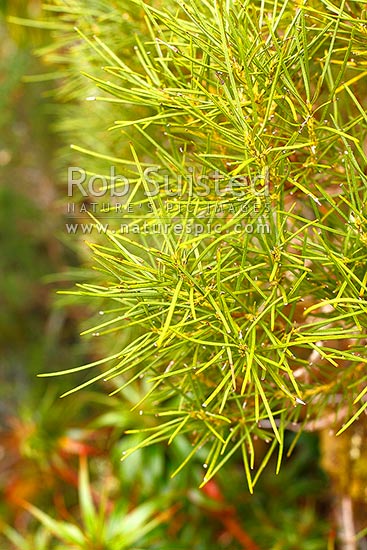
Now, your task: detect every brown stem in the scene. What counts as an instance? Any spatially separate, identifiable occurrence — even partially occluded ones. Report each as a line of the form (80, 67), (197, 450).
(202, 480), (260, 550)
(339, 496), (357, 550)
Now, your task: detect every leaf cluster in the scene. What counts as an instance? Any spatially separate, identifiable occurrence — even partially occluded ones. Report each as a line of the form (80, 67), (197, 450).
(34, 0), (367, 487)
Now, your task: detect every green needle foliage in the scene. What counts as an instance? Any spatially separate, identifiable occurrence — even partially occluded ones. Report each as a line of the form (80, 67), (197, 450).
(32, 0), (367, 490)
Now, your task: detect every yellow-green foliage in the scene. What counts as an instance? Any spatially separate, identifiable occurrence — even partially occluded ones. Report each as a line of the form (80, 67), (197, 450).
(34, 0), (367, 489)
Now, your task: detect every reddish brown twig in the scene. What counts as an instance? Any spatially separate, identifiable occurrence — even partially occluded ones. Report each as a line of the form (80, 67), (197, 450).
(202, 480), (260, 550)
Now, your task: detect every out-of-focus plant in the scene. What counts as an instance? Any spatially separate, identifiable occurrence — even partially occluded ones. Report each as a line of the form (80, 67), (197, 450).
(18, 456), (176, 550)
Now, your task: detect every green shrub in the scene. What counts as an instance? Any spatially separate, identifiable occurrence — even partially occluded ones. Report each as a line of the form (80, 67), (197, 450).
(5, 0), (367, 546)
(37, 0), (367, 490)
